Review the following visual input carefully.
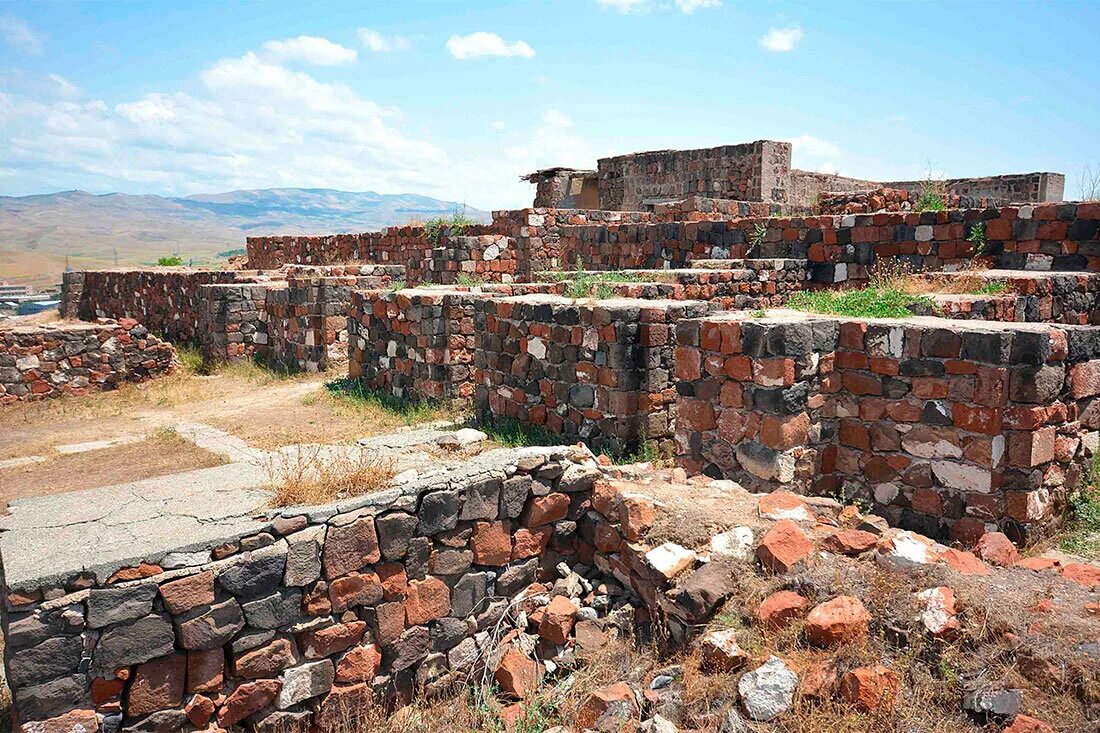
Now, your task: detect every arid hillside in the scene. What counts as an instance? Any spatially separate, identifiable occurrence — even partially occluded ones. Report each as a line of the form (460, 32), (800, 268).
(0, 188), (490, 287)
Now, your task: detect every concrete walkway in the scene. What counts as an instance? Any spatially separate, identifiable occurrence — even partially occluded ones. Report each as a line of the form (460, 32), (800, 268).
(0, 425), (486, 593)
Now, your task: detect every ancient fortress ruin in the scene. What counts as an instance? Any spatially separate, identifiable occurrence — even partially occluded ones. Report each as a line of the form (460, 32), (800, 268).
(2, 140), (1098, 732)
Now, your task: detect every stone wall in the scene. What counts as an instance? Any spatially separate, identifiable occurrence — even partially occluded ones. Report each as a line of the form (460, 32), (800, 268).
(673, 311), (1100, 542)
(198, 284), (272, 367)
(245, 225), (497, 272)
(267, 267), (402, 373)
(523, 169), (599, 209)
(597, 141), (793, 211)
(348, 288), (479, 401)
(650, 196), (803, 221)
(0, 446), (605, 732)
(475, 295), (709, 455)
(414, 236), (518, 285)
(0, 319), (177, 403)
(61, 269), (251, 345)
(908, 271), (1100, 326)
(555, 202), (1100, 280)
(788, 170), (882, 209)
(883, 172), (1065, 205)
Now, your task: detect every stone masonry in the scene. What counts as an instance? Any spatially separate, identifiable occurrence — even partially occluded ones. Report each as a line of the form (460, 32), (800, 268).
(673, 311), (1100, 542)
(1, 319), (177, 403)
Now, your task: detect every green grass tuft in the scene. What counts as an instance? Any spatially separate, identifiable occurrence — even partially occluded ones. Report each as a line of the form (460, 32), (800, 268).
(325, 378), (450, 425)
(1061, 453), (1100, 558)
(535, 267), (650, 299)
(971, 280), (1009, 296)
(787, 286), (934, 319)
(174, 344), (204, 374)
(473, 414), (563, 448)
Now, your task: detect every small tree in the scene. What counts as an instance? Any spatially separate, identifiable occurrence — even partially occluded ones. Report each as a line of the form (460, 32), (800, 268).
(157, 255), (184, 266)
(1078, 164), (1100, 202)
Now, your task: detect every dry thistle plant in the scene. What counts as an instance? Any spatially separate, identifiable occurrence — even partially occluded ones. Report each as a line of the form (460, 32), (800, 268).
(266, 443), (396, 507)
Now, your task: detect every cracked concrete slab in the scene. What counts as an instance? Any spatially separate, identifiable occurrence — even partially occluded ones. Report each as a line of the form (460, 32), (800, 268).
(0, 462), (272, 593)
(0, 425), (508, 594)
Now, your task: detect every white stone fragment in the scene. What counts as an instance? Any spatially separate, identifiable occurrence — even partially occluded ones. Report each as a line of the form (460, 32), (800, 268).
(645, 542), (696, 580)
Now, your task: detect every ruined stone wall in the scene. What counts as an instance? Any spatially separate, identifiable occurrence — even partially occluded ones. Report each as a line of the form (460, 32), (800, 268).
(789, 170), (882, 208)
(267, 267), (402, 373)
(0, 319), (176, 403)
(475, 295), (709, 455)
(348, 288), (479, 400)
(198, 284), (272, 367)
(60, 269), (249, 344)
(792, 171), (1065, 208)
(674, 312), (1100, 542)
(527, 170), (599, 209)
(650, 196), (803, 221)
(414, 235), (518, 285)
(909, 272), (1100, 326)
(0, 446), (603, 732)
(597, 141), (793, 211)
(556, 202), (1100, 279)
(245, 225), (497, 272)
(883, 172), (1065, 205)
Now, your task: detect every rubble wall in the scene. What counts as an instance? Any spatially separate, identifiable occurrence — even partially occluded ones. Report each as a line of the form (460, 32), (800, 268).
(556, 202), (1100, 278)
(597, 141), (793, 210)
(0, 319), (177, 403)
(348, 288), (480, 400)
(674, 312), (1100, 542)
(474, 295), (710, 455)
(266, 267), (402, 373)
(0, 446), (605, 732)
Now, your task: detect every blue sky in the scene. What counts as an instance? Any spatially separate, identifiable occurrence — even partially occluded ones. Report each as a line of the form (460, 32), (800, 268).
(1, 0), (1097, 209)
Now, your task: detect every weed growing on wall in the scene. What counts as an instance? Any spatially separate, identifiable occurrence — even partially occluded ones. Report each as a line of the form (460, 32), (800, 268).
(787, 286), (933, 319)
(750, 223), (768, 247)
(1060, 453), (1100, 559)
(966, 221), (987, 254)
(424, 208), (477, 246)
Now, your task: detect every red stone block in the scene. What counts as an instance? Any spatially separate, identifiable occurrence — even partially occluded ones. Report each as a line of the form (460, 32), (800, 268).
(1006, 427), (1056, 467)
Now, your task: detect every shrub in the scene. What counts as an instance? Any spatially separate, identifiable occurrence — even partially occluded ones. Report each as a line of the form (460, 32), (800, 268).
(157, 255), (185, 266)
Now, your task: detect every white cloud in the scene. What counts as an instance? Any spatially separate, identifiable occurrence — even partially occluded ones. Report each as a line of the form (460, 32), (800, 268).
(597, 0), (648, 12)
(446, 32), (535, 60)
(675, 0), (720, 13)
(0, 16), (43, 54)
(787, 134), (840, 159)
(760, 26), (803, 52)
(0, 46), (447, 198)
(261, 35), (357, 66)
(48, 74), (80, 98)
(785, 135), (844, 174)
(357, 28), (410, 53)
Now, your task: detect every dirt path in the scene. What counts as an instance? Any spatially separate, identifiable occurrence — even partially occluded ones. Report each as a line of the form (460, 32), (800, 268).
(0, 364), (459, 501)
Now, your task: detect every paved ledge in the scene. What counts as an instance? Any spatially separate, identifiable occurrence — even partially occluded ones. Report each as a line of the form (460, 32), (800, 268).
(0, 462), (271, 593)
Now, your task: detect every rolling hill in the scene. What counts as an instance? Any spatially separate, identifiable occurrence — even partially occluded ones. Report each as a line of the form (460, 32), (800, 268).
(0, 188), (491, 287)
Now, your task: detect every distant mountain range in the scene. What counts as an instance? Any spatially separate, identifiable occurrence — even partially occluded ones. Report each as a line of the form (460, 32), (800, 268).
(0, 188), (491, 287)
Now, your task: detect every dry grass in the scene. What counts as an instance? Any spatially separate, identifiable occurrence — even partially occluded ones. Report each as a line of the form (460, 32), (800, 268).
(869, 259), (1008, 297)
(266, 443), (396, 507)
